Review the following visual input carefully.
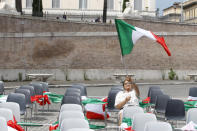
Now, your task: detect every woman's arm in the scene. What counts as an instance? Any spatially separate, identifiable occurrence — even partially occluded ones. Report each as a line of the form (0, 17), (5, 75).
(133, 84), (140, 98)
(115, 96), (131, 109)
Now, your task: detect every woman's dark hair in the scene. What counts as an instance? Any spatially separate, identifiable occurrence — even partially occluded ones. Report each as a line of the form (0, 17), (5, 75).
(123, 76), (140, 98)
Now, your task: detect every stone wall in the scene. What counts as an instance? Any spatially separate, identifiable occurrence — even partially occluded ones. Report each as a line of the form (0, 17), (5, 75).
(0, 14), (197, 71)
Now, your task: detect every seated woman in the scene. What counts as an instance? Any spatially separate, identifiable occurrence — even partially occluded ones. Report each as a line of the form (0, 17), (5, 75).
(115, 76), (140, 125)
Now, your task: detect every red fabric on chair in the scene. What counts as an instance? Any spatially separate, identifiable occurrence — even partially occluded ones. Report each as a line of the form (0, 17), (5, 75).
(7, 116), (24, 131)
(142, 97), (150, 104)
(49, 124), (59, 131)
(30, 91), (51, 106)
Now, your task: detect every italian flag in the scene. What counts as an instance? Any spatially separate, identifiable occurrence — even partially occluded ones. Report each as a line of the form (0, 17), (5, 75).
(85, 97), (109, 120)
(188, 96), (197, 101)
(115, 19), (171, 56)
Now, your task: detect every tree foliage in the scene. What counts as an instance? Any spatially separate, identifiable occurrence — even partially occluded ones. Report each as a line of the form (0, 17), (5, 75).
(16, 0), (22, 14)
(32, 0), (43, 17)
(103, 0), (107, 23)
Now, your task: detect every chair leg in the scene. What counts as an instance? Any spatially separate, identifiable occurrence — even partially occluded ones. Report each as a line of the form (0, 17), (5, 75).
(23, 111), (27, 123)
(104, 108), (107, 127)
(176, 120), (178, 128)
(42, 99), (44, 112)
(26, 110), (28, 122)
(30, 107), (33, 122)
(48, 104), (49, 112)
(35, 102), (38, 116)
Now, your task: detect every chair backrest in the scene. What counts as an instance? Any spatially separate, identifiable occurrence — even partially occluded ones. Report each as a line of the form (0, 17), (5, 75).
(148, 86), (161, 97)
(61, 96), (81, 105)
(60, 104), (83, 113)
(0, 117), (8, 131)
(59, 111), (85, 127)
(0, 102), (20, 122)
(15, 88), (32, 106)
(64, 91), (81, 97)
(6, 93), (26, 115)
(29, 82), (44, 95)
(189, 87), (197, 97)
(60, 118), (89, 131)
(155, 94), (170, 114)
(144, 121), (172, 131)
(67, 129), (94, 131)
(132, 113), (157, 131)
(111, 85), (123, 91)
(186, 108), (197, 124)
(40, 82), (49, 92)
(20, 85), (35, 97)
(107, 89), (120, 109)
(0, 108), (13, 122)
(71, 84), (87, 96)
(0, 81), (4, 95)
(150, 89), (163, 104)
(123, 106), (144, 118)
(65, 88), (81, 96)
(165, 99), (185, 121)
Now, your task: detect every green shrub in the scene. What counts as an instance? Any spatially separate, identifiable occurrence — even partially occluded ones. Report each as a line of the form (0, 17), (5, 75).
(168, 68), (176, 80)
(84, 72), (89, 81)
(18, 72), (23, 81)
(1, 76), (4, 81)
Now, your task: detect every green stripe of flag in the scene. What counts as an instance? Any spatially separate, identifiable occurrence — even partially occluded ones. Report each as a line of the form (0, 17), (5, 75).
(115, 19), (136, 56)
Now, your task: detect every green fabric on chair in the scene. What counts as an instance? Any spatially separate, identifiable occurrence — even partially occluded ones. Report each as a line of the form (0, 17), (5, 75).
(89, 124), (105, 129)
(82, 98), (106, 105)
(122, 117), (133, 126)
(139, 101), (155, 108)
(43, 92), (64, 103)
(0, 95), (5, 98)
(184, 101), (197, 111)
(85, 116), (105, 129)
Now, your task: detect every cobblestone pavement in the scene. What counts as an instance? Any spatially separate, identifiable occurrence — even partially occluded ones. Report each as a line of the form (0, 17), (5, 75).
(4, 81), (195, 131)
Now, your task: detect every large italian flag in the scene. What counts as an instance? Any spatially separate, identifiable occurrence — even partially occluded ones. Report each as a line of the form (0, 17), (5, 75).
(115, 19), (171, 56)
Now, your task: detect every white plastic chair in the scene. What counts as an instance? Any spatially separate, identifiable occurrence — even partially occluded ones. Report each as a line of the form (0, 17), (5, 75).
(132, 113), (157, 131)
(0, 102), (20, 122)
(60, 104), (83, 112)
(60, 118), (89, 131)
(186, 108), (197, 124)
(144, 121), (172, 131)
(59, 111), (85, 127)
(0, 116), (8, 131)
(123, 106), (144, 118)
(67, 128), (94, 131)
(0, 108), (13, 122)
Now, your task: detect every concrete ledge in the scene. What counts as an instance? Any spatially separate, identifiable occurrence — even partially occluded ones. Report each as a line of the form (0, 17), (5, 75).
(1, 32), (197, 38)
(4, 80), (197, 89)
(0, 69), (197, 81)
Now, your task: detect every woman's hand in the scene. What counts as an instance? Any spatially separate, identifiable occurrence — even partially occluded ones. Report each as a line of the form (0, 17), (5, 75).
(115, 95), (131, 109)
(125, 96), (131, 102)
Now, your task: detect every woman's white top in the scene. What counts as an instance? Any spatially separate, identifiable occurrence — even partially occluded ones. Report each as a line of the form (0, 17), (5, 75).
(115, 90), (139, 108)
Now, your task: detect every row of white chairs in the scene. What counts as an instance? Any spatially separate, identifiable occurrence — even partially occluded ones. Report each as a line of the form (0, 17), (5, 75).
(59, 104), (94, 131)
(122, 106), (173, 131)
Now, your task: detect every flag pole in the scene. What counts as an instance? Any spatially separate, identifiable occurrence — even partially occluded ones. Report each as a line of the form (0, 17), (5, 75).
(121, 55), (128, 76)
